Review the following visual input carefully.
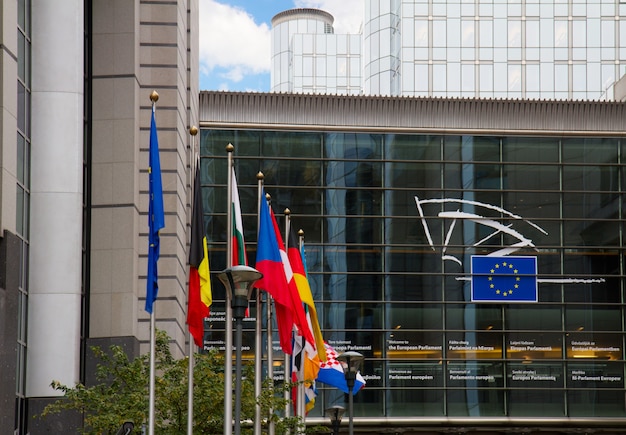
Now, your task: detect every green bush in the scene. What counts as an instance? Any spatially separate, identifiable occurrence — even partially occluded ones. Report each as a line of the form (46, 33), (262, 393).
(40, 330), (319, 434)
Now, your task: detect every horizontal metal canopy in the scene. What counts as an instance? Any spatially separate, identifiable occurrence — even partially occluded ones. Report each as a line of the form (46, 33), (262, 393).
(200, 91), (626, 136)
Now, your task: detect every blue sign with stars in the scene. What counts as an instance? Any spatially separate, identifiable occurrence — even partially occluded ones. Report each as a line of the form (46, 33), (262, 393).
(471, 256), (538, 302)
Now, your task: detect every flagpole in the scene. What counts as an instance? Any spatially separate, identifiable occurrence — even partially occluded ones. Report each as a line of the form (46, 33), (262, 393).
(297, 229), (306, 422)
(149, 313), (156, 435)
(265, 191), (275, 435)
(254, 172), (264, 435)
(286, 215), (306, 425)
(187, 348), (194, 433)
(283, 209), (292, 420)
(147, 90), (160, 435)
(187, 125), (199, 435)
(225, 144), (235, 435)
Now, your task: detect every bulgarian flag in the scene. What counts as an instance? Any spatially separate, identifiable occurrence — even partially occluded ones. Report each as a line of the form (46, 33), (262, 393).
(231, 168), (247, 266)
(186, 163), (211, 347)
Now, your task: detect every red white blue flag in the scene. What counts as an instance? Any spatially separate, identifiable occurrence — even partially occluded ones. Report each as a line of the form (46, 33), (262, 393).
(316, 343), (365, 394)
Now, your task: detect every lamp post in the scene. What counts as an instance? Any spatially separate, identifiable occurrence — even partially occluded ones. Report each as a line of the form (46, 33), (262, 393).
(337, 351), (364, 435)
(326, 405), (345, 435)
(217, 265), (263, 435)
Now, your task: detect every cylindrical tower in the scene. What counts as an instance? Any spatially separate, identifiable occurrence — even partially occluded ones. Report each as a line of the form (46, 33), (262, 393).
(271, 8), (334, 93)
(362, 0), (401, 96)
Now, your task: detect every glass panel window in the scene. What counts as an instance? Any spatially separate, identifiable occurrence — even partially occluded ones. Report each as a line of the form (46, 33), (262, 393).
(321, 302), (382, 329)
(508, 20), (521, 47)
(508, 389), (565, 416)
(388, 362), (444, 388)
(18, 82), (26, 133)
(554, 20), (568, 48)
(462, 20), (474, 47)
(387, 388), (445, 416)
(461, 64), (475, 91)
(433, 64), (447, 91)
(433, 20), (447, 47)
(573, 20), (586, 47)
(526, 20), (540, 48)
(566, 306), (622, 332)
(505, 332), (563, 359)
(567, 362), (624, 389)
(446, 305), (502, 331)
(568, 390), (626, 417)
(479, 64), (493, 92)
(508, 362), (564, 388)
(562, 138), (619, 164)
(506, 306), (562, 330)
(479, 20), (493, 46)
(386, 331), (444, 359)
(386, 303), (443, 330)
(447, 388), (505, 416)
(447, 361), (504, 387)
(415, 20), (428, 47)
(385, 273), (443, 301)
(446, 332), (503, 359)
(566, 333), (623, 360)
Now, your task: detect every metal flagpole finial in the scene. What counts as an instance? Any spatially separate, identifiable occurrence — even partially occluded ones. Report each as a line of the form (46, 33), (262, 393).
(226, 143), (234, 152)
(298, 229), (304, 237)
(150, 90), (159, 103)
(284, 208), (290, 216)
(256, 171), (264, 180)
(265, 193), (271, 201)
(189, 126), (198, 136)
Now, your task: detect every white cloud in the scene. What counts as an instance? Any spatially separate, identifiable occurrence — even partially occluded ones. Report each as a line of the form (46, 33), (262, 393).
(294, 0), (364, 34)
(198, 0), (365, 90)
(198, 0), (271, 82)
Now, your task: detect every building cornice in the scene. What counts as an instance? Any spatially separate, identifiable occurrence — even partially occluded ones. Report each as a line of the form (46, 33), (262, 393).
(271, 8), (334, 27)
(199, 91), (626, 136)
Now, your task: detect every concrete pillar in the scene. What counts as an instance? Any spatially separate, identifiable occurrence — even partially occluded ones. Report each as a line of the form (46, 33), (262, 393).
(27, 0), (84, 397)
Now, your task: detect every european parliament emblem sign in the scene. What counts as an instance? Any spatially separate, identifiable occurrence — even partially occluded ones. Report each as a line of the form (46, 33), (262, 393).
(471, 256), (538, 302)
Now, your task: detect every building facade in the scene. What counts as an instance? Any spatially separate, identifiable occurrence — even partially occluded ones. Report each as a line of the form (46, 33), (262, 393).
(200, 90), (626, 434)
(0, 0), (198, 432)
(271, 0), (626, 99)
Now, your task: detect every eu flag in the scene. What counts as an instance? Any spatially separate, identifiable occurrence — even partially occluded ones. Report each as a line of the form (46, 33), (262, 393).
(471, 256), (537, 302)
(145, 108), (165, 314)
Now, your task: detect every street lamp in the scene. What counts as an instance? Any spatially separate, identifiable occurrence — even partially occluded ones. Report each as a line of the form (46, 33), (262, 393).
(217, 265), (263, 435)
(337, 351), (364, 435)
(326, 405), (345, 435)
(115, 421), (134, 435)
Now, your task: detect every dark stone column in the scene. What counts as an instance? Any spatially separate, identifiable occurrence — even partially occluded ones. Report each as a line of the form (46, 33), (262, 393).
(0, 230), (21, 430)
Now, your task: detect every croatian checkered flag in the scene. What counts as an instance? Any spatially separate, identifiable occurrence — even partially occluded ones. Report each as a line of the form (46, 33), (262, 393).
(316, 343), (365, 394)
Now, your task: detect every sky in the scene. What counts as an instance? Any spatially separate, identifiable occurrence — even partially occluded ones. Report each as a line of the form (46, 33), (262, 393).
(198, 0), (364, 92)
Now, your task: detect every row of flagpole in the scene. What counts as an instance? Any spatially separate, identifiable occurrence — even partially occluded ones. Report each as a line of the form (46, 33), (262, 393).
(145, 91), (364, 435)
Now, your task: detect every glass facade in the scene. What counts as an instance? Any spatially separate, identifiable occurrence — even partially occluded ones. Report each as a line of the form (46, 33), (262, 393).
(290, 33), (362, 95)
(270, 9), (363, 94)
(272, 0), (626, 99)
(201, 128), (626, 421)
(396, 0), (624, 99)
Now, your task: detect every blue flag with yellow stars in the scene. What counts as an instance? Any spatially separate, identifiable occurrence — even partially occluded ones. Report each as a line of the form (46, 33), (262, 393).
(471, 256), (538, 302)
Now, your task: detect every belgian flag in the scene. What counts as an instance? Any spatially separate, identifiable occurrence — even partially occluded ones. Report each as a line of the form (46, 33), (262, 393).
(186, 163), (211, 347)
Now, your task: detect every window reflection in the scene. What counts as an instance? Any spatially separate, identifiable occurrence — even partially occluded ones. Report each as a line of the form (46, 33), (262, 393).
(447, 388), (505, 416)
(200, 129), (626, 419)
(509, 390), (565, 416)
